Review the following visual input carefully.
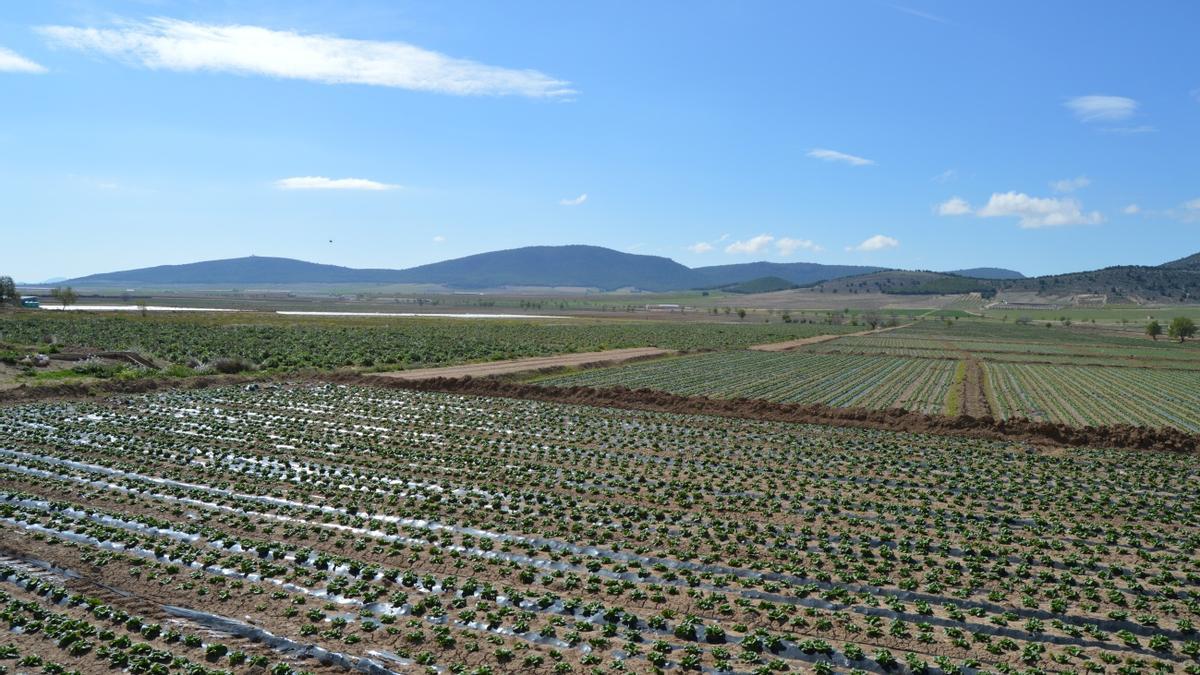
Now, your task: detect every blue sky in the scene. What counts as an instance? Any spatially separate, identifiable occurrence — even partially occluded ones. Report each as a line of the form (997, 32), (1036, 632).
(2, 1), (1198, 281)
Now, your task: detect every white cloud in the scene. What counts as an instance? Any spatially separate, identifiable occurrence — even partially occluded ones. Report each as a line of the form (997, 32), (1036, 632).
(559, 193), (587, 206)
(1122, 203), (1140, 215)
(889, 5), (949, 24)
(725, 234), (775, 254)
(1100, 125), (1156, 135)
(275, 176), (398, 191)
(1050, 176), (1090, 193)
(936, 196), (972, 216)
(932, 169), (958, 183)
(976, 192), (1103, 228)
(807, 148), (875, 166)
(38, 18), (573, 98)
(775, 238), (823, 255)
(1065, 95), (1137, 122)
(700, 235), (821, 256)
(432, 235), (446, 244)
(846, 235), (899, 252)
(0, 46), (46, 73)
(1172, 198), (1200, 222)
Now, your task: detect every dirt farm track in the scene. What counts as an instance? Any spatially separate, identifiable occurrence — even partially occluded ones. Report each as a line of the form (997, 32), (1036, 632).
(365, 346), (673, 380)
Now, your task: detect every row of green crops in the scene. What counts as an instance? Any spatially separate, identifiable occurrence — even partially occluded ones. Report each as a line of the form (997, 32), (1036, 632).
(542, 351), (957, 414)
(810, 339), (1200, 371)
(896, 317), (1200, 350)
(984, 361), (1200, 431)
(0, 312), (855, 371)
(813, 331), (1200, 365)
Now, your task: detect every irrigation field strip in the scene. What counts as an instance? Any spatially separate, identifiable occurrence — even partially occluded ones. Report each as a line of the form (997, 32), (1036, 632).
(0, 473), (1171, 667)
(0, 557), (368, 674)
(0, 509), (1180, 662)
(4, 454), (1190, 598)
(0, 553), (412, 674)
(2, 467), (1183, 609)
(4, 496), (1182, 669)
(0, 516), (611, 672)
(5, 393), (1197, 554)
(2, 439), (1190, 648)
(163, 385), (1200, 517)
(2, 502), (977, 674)
(135, 392), (1200, 512)
(2, 384), (1200, 667)
(7, 423), (1194, 563)
(4, 389), (1195, 557)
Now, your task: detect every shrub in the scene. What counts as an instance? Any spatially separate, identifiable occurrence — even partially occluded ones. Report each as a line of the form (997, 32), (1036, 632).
(205, 643), (228, 660)
(211, 357), (255, 374)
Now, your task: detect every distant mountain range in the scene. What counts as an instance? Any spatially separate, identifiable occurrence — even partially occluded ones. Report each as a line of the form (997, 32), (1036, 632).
(946, 267), (1026, 280)
(61, 244), (1200, 301)
(1161, 252), (1200, 270)
(60, 246), (901, 291)
(50, 244), (1200, 301)
(689, 261), (891, 288)
(812, 253), (1200, 303)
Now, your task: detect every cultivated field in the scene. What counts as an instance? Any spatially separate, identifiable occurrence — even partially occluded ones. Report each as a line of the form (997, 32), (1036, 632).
(544, 319), (1200, 432)
(542, 351), (958, 415)
(0, 384), (1197, 674)
(984, 362), (1200, 432)
(5, 310), (1200, 434)
(0, 312), (853, 375)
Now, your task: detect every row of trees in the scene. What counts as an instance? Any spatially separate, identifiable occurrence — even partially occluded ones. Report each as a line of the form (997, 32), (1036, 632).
(0, 276), (16, 306)
(50, 286), (77, 308)
(0, 276), (78, 308)
(1147, 317), (1196, 342)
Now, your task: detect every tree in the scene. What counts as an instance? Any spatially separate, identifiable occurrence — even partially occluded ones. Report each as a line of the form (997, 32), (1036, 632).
(862, 311), (882, 330)
(736, 308), (746, 320)
(1146, 320), (1162, 341)
(50, 286), (77, 309)
(1168, 317), (1196, 343)
(0, 276), (15, 306)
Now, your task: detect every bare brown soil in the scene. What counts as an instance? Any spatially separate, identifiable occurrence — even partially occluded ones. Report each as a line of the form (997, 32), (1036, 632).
(366, 346), (673, 380)
(962, 358), (992, 418)
(750, 323), (912, 351)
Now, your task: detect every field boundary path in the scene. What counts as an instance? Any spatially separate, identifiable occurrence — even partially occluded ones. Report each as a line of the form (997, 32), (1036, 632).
(366, 347), (673, 380)
(50, 350), (159, 369)
(750, 322), (913, 352)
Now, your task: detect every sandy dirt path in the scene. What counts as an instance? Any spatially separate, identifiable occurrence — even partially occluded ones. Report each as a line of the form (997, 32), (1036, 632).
(366, 347), (673, 380)
(749, 323), (913, 352)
